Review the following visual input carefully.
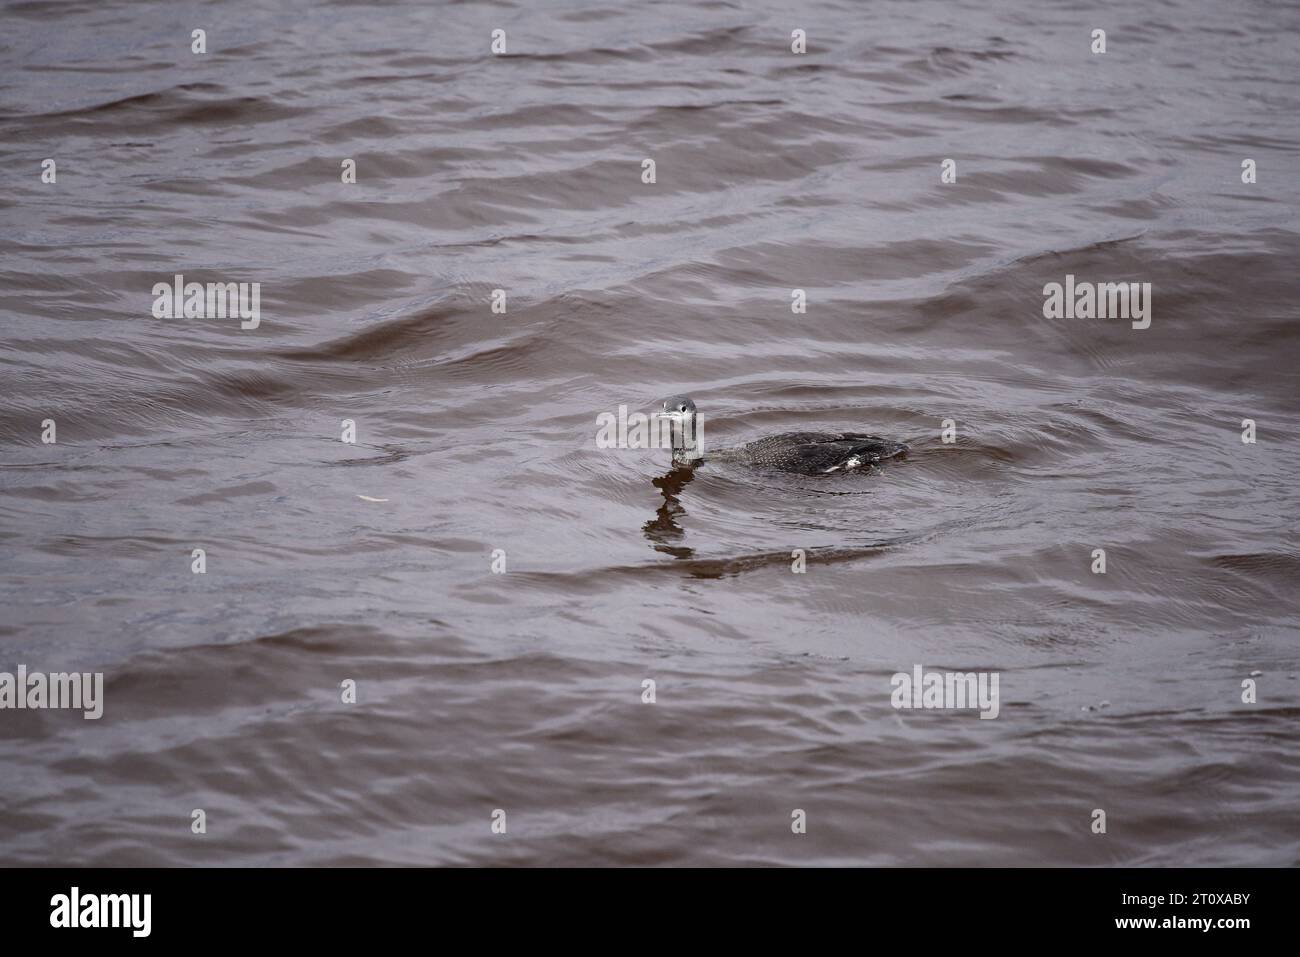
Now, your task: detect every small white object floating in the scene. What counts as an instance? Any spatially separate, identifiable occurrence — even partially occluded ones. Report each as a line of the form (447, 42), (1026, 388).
(357, 495), (389, 502)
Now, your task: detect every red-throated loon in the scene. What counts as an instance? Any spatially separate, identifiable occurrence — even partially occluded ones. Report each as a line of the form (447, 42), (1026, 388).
(657, 395), (908, 474)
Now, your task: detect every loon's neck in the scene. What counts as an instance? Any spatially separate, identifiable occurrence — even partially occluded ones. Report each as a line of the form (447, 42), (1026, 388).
(670, 415), (703, 465)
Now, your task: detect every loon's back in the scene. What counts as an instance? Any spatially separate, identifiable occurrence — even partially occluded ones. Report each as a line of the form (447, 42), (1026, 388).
(716, 431), (908, 474)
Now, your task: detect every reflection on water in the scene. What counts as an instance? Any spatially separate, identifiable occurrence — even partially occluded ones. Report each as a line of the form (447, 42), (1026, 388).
(643, 465), (697, 558)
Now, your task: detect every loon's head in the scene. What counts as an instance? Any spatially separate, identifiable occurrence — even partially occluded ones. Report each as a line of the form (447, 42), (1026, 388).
(659, 395), (696, 420)
(657, 395), (702, 465)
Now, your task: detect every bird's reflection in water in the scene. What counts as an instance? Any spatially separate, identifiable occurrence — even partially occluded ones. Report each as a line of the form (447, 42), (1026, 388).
(642, 465), (696, 558)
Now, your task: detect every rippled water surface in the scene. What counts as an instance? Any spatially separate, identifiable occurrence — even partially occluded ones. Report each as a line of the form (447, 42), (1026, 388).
(1, 0), (1298, 865)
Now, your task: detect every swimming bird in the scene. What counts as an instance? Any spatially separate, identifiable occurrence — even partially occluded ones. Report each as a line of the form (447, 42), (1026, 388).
(656, 396), (907, 474)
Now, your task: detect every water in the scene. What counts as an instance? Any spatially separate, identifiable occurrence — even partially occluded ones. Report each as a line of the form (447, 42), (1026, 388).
(1, 0), (1297, 866)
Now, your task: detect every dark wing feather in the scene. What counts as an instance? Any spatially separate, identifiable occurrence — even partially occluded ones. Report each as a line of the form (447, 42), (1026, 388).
(733, 432), (908, 473)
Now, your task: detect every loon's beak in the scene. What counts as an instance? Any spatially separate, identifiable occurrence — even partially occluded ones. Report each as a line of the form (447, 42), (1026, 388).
(655, 409), (685, 423)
